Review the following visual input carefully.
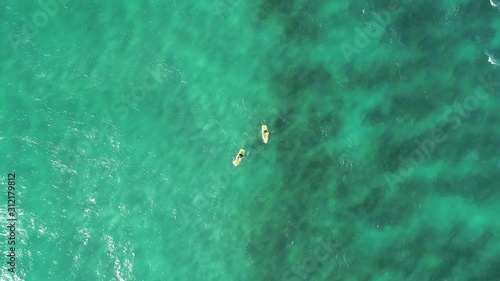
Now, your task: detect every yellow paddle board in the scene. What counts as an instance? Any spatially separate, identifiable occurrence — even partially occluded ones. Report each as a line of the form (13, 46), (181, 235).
(261, 125), (269, 144)
(232, 149), (245, 166)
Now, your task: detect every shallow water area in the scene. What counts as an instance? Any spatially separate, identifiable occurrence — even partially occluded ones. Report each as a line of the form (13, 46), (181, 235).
(1, 0), (500, 280)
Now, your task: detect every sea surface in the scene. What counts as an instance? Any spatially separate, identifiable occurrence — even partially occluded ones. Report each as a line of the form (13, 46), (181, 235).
(1, 0), (500, 280)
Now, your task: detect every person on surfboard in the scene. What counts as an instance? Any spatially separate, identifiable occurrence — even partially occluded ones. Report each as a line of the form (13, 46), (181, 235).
(233, 149), (246, 166)
(262, 125), (269, 143)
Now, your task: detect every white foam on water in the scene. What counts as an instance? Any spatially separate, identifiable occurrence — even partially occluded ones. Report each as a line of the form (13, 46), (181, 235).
(77, 227), (91, 245)
(488, 56), (499, 65)
(445, 6), (460, 26)
(20, 136), (39, 146)
(38, 227), (46, 234)
(490, 0), (498, 7)
(104, 235), (135, 280)
(486, 51), (500, 65)
(0, 270), (22, 281)
(51, 159), (77, 175)
(105, 235), (115, 253)
(114, 258), (126, 281)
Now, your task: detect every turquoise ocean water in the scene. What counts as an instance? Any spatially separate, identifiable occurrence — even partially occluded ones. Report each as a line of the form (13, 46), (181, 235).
(2, 0), (500, 280)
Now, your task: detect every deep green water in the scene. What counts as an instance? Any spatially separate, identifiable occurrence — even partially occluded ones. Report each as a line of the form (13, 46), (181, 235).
(2, 0), (500, 280)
